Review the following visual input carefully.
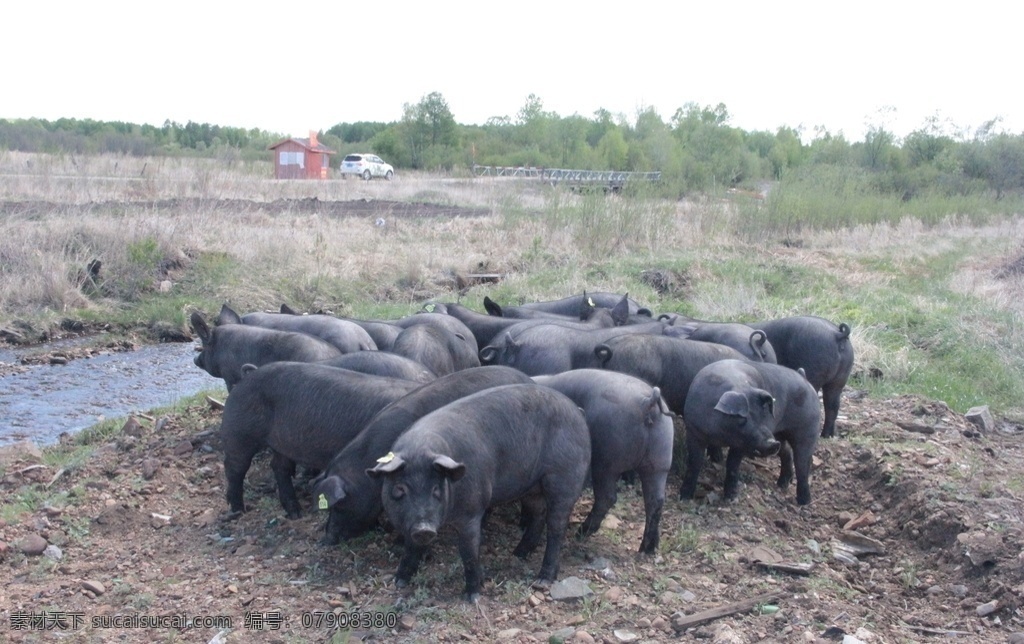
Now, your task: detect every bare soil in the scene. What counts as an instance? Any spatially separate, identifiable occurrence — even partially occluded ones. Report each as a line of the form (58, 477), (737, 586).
(2, 385), (1023, 644)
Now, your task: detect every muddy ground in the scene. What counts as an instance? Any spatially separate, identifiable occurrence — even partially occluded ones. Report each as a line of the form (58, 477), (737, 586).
(2, 382), (1023, 644)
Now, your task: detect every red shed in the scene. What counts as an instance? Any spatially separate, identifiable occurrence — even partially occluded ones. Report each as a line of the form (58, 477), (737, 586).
(269, 132), (335, 179)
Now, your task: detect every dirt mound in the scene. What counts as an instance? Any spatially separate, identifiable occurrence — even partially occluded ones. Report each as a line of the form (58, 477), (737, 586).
(1, 390), (1022, 643)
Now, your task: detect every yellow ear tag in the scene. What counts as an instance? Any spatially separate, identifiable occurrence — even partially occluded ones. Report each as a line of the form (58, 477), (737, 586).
(424, 303), (435, 312)
(318, 493), (329, 510)
(587, 298), (595, 307)
(377, 451), (395, 464)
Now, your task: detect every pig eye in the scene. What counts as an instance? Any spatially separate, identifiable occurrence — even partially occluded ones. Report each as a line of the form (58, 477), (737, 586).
(431, 485), (442, 500)
(391, 484), (407, 500)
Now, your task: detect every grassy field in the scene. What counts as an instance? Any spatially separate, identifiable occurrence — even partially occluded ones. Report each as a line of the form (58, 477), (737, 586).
(2, 151), (1023, 418)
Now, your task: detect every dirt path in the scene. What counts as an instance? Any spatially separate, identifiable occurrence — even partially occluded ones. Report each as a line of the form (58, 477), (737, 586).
(1, 388), (1023, 643)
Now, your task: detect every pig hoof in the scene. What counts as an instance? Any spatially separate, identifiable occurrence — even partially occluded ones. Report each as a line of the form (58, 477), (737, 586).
(318, 535), (340, 547)
(285, 510), (301, 520)
(531, 578), (552, 592)
(463, 592), (481, 604)
(395, 577), (410, 589)
(223, 509), (244, 522)
(512, 544), (536, 559)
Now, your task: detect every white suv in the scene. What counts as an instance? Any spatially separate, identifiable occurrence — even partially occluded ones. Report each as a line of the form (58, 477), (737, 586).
(339, 153), (394, 180)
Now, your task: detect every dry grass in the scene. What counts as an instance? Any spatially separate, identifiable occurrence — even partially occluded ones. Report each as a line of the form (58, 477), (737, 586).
(4, 152), (1024, 402)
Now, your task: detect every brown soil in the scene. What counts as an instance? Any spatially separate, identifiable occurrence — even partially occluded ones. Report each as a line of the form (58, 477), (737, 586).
(2, 387), (1023, 643)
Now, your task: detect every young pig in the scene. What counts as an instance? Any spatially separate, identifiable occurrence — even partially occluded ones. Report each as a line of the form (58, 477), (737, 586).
(532, 369), (673, 554)
(367, 383), (591, 602)
(681, 359), (820, 505)
(220, 362), (420, 518)
(314, 366), (533, 543)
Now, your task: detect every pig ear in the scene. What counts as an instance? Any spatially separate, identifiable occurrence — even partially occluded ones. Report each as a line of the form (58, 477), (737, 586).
(483, 296), (503, 317)
(756, 390), (776, 418)
(280, 303), (298, 315)
(240, 363), (258, 378)
(366, 454), (406, 479)
(190, 312), (211, 342)
(313, 475), (347, 509)
(611, 294), (630, 326)
(433, 455), (466, 481)
(714, 391), (749, 418)
(797, 367), (807, 381)
(217, 304), (242, 326)
(578, 295), (595, 321)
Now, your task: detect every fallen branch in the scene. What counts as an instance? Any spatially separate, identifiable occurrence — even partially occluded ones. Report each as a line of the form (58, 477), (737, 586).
(45, 468), (66, 489)
(206, 395), (225, 410)
(671, 590), (787, 631)
(903, 624), (974, 637)
(755, 561), (815, 576)
(895, 421), (935, 435)
(17, 463), (48, 475)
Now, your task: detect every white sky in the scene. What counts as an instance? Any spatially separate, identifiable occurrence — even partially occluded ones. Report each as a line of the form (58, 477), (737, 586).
(4, 1), (1021, 143)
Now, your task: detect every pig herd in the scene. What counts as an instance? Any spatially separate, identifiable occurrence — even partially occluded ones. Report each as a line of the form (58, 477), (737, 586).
(189, 292), (854, 601)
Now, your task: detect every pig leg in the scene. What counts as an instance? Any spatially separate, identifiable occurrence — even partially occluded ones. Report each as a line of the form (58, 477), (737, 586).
(679, 436), (708, 500)
(535, 492), (575, 587)
(637, 464), (668, 555)
(513, 493), (547, 558)
(394, 543), (428, 588)
(821, 381), (845, 438)
(792, 441), (814, 505)
(776, 442), (794, 490)
(270, 452), (302, 519)
(722, 448), (747, 501)
(455, 513), (488, 602)
(577, 470), (618, 539)
(223, 440), (262, 514)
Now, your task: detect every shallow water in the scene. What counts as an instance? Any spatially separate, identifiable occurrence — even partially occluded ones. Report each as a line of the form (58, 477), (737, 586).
(0, 339), (221, 447)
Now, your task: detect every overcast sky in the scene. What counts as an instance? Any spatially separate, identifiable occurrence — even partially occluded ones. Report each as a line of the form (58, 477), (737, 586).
(5, 1), (1021, 143)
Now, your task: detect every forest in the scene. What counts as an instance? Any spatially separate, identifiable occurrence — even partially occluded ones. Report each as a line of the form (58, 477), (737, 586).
(2, 91), (1023, 202)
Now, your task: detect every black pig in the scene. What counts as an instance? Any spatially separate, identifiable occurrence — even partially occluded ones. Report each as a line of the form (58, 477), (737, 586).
(532, 369), (673, 554)
(219, 362), (420, 518)
(191, 311), (340, 391)
(314, 366), (534, 543)
(681, 359), (820, 504)
(367, 384), (591, 602)
(755, 316), (854, 438)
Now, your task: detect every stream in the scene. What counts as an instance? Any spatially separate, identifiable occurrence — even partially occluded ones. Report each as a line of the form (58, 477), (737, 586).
(0, 338), (220, 447)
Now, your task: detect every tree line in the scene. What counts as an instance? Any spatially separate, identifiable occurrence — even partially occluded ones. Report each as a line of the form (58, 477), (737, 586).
(2, 92), (1023, 200)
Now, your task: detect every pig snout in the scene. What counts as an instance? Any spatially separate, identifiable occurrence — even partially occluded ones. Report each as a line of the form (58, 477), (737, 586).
(410, 523), (438, 546)
(753, 439), (781, 457)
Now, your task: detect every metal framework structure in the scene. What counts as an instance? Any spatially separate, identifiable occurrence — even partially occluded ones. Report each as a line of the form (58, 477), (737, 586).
(472, 165), (661, 191)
